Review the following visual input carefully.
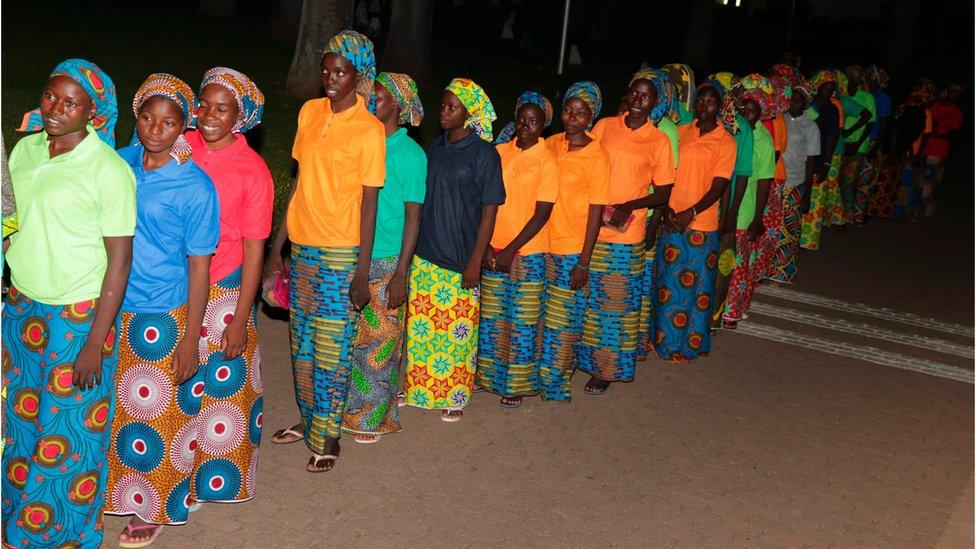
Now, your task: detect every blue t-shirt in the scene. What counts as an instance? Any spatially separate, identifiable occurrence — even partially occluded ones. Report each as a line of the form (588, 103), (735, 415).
(870, 89), (892, 140)
(415, 132), (506, 273)
(118, 145), (220, 312)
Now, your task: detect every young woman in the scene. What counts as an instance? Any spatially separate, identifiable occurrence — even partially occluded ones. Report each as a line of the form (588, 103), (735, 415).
(105, 73), (220, 547)
(800, 70), (844, 249)
(265, 30), (385, 472)
(579, 71), (674, 394)
(341, 72), (426, 441)
(541, 82), (610, 401)
(866, 65), (894, 218)
(890, 80), (937, 221)
(3, 59), (134, 549)
(185, 67), (272, 509)
(918, 84), (964, 216)
(477, 91), (557, 408)
(836, 68), (874, 226)
(404, 78), (504, 421)
(654, 84), (735, 363)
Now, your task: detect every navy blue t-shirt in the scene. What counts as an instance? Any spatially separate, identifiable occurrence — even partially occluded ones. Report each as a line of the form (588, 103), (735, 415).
(415, 132), (506, 273)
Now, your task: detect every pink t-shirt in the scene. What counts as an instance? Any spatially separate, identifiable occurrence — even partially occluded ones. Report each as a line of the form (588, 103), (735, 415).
(186, 130), (274, 283)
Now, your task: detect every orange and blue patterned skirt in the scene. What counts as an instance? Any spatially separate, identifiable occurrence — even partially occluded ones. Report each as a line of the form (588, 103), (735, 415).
(654, 229), (719, 361)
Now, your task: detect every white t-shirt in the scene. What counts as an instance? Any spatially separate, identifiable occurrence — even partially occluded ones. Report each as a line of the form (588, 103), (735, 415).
(783, 112), (821, 189)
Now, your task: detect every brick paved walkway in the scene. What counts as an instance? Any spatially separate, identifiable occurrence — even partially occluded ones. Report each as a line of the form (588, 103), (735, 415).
(103, 190), (974, 548)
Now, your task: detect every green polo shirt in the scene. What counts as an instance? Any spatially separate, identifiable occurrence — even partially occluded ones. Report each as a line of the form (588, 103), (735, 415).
(656, 117), (680, 167)
(373, 128), (427, 259)
(6, 126), (136, 304)
(736, 124), (775, 229)
(842, 89), (876, 154)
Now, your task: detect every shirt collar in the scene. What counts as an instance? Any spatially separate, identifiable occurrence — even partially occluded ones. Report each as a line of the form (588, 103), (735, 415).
(186, 129), (249, 157)
(327, 94), (366, 122)
(38, 124), (101, 162)
(128, 143), (190, 179)
(438, 131), (479, 150)
(387, 127), (407, 143)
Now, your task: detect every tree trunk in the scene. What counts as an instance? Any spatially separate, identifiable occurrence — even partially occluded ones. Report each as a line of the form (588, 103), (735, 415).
(285, 0), (354, 99)
(682, 0), (715, 72)
(380, 0), (435, 83)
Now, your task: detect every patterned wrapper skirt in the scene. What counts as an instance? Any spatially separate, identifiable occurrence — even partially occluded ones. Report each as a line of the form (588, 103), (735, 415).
(919, 156), (946, 216)
(800, 171), (827, 250)
(106, 305), (202, 525)
(893, 162), (921, 221)
(2, 288), (118, 547)
(476, 252), (546, 398)
(838, 154), (862, 223)
(539, 254), (588, 401)
(638, 244), (658, 359)
(404, 257), (479, 410)
(289, 244), (359, 453)
(722, 229), (756, 322)
(768, 184), (804, 283)
(342, 257), (404, 435)
(709, 233), (737, 329)
(577, 241), (644, 382)
(868, 153), (898, 219)
(822, 154), (847, 227)
(193, 267), (262, 503)
(654, 229), (719, 361)
(854, 158), (876, 223)
(754, 179), (785, 281)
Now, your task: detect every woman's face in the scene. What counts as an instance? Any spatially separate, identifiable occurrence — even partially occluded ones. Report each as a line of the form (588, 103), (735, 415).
(321, 52), (358, 103)
(440, 90), (468, 131)
(561, 97), (592, 136)
(694, 86), (720, 122)
(39, 75), (94, 137)
(817, 81), (836, 99)
(789, 92), (807, 114)
(374, 81), (397, 124)
(197, 83), (239, 143)
(741, 98), (761, 125)
(515, 103), (545, 145)
(136, 96), (185, 155)
(625, 79), (657, 120)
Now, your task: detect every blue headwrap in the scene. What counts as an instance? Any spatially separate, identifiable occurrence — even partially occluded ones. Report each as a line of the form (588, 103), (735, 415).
(17, 58), (119, 146)
(323, 29), (377, 113)
(564, 81), (603, 129)
(495, 91), (554, 144)
(629, 68), (677, 123)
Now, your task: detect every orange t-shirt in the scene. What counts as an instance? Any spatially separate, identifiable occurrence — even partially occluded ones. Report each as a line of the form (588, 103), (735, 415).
(287, 95), (386, 247)
(670, 122), (737, 232)
(491, 139), (558, 255)
(546, 132), (611, 255)
(771, 114), (788, 181)
(591, 115), (675, 244)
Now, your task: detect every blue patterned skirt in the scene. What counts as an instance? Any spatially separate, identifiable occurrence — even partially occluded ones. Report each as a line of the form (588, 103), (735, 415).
(654, 229), (719, 361)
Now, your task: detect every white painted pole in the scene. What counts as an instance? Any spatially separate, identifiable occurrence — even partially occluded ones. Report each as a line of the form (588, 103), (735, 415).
(557, 0), (571, 75)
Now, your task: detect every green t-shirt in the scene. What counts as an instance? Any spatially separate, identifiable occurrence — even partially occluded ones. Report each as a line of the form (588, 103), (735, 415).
(736, 124), (775, 229)
(6, 126), (136, 304)
(656, 117), (680, 167)
(841, 90), (876, 153)
(676, 102), (695, 126)
(733, 113), (754, 179)
(373, 128), (427, 259)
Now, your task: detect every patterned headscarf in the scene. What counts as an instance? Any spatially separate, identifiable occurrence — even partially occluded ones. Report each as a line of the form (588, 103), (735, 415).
(18, 58), (119, 146)
(376, 72), (423, 127)
(738, 73), (775, 121)
(809, 69), (838, 95)
(867, 65), (889, 89)
(323, 29), (377, 113)
(834, 70), (850, 97)
(768, 63), (811, 115)
(629, 69), (676, 123)
(662, 63), (696, 114)
(563, 81), (603, 130)
(897, 79), (937, 117)
(132, 73), (196, 164)
(495, 91), (553, 144)
(197, 67), (264, 133)
(445, 78), (497, 142)
(708, 72), (738, 95)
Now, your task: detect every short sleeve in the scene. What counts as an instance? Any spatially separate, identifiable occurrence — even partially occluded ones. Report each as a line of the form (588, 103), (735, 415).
(755, 137), (776, 180)
(535, 154), (558, 203)
(400, 144), (428, 204)
(95, 158), (137, 237)
(359, 124), (387, 187)
(712, 136), (737, 180)
(734, 123), (754, 178)
(773, 117), (788, 153)
(291, 101), (311, 161)
(651, 135), (675, 186)
(590, 118), (607, 143)
(805, 123), (821, 157)
(479, 146), (506, 205)
(239, 159), (275, 240)
(588, 151), (611, 205)
(184, 177), (221, 256)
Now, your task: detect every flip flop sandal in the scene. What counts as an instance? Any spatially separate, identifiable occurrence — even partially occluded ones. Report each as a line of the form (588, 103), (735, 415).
(440, 410), (463, 422)
(119, 523), (165, 549)
(306, 454), (339, 473)
(188, 500), (204, 513)
(584, 382), (611, 395)
(396, 392), (406, 408)
(354, 434), (381, 444)
(271, 425), (303, 444)
(499, 397), (522, 409)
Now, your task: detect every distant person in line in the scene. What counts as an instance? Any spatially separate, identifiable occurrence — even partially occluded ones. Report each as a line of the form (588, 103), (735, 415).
(477, 91), (557, 408)
(266, 30), (385, 473)
(918, 84), (964, 216)
(888, 79), (937, 221)
(403, 77), (504, 422)
(800, 69), (844, 249)
(866, 65), (895, 218)
(3, 58), (135, 549)
(836, 67), (874, 226)
(752, 69), (791, 281)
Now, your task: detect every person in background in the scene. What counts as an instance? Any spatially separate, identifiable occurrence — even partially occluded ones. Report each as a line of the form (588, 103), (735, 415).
(540, 82), (609, 401)
(662, 63), (696, 127)
(800, 69), (843, 250)
(839, 66), (875, 225)
(866, 65), (894, 218)
(341, 72), (426, 441)
(403, 78), (504, 421)
(477, 91), (557, 408)
(890, 79), (936, 221)
(918, 84), (964, 216)
(3, 58), (134, 549)
(266, 30), (385, 473)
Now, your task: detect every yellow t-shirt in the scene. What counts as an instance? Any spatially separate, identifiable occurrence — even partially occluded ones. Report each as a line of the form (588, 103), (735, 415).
(288, 95), (386, 247)
(491, 139), (558, 255)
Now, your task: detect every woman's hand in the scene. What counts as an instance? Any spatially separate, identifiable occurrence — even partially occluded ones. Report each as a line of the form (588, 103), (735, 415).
(670, 208), (695, 233)
(386, 271), (409, 310)
(72, 339), (105, 390)
(607, 203), (634, 228)
(350, 270), (370, 311)
(263, 251), (284, 282)
(482, 247), (497, 270)
(172, 336), (200, 385)
(461, 260), (481, 289)
(220, 317), (248, 360)
(569, 264), (590, 290)
(747, 217), (764, 241)
(493, 247), (516, 273)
